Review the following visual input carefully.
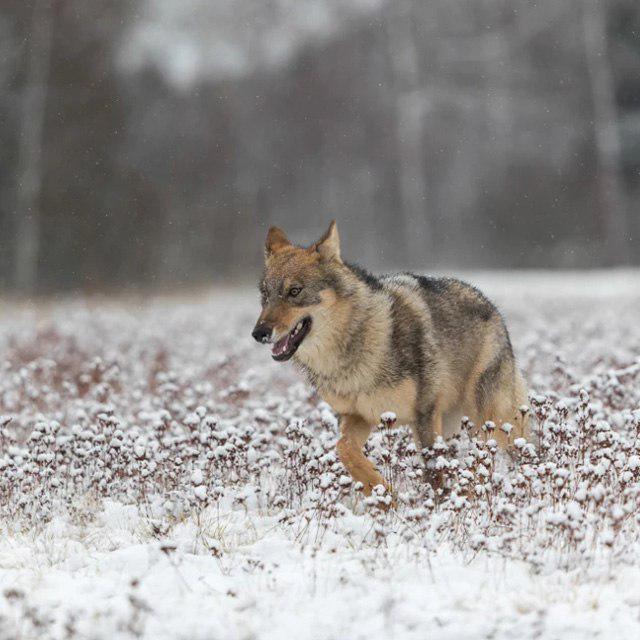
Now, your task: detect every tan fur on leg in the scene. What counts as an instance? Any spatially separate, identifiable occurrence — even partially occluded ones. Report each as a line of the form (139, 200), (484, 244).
(336, 414), (390, 497)
(477, 370), (530, 447)
(433, 409), (443, 441)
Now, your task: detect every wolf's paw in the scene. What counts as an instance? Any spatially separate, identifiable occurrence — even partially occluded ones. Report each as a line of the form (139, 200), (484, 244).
(364, 483), (396, 512)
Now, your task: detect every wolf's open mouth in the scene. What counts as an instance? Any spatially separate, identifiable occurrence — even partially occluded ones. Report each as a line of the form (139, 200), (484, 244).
(271, 316), (312, 361)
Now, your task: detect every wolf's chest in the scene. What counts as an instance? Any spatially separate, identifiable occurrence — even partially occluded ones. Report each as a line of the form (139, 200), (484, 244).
(321, 378), (417, 426)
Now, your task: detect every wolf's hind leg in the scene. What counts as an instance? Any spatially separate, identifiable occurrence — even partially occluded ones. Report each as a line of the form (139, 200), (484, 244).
(412, 402), (447, 491)
(475, 357), (528, 446)
(336, 414), (391, 497)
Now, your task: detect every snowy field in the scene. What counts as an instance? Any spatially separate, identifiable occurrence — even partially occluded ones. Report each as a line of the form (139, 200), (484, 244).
(1, 271), (640, 640)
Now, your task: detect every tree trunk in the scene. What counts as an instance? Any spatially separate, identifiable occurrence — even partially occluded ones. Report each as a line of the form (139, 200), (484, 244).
(14, 0), (54, 293)
(582, 0), (630, 265)
(386, 0), (432, 269)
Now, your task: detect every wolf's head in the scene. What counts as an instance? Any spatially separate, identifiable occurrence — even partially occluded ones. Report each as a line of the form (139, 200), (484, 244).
(252, 220), (346, 362)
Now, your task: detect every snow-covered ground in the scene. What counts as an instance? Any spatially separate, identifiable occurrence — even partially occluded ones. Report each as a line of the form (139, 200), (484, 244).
(1, 271), (640, 639)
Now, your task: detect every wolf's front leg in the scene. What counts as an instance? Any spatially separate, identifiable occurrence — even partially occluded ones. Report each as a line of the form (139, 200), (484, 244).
(413, 402), (443, 451)
(336, 413), (390, 497)
(413, 403), (446, 492)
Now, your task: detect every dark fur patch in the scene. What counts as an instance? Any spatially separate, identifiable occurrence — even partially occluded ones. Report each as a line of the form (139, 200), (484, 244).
(388, 292), (424, 381)
(475, 351), (508, 413)
(458, 286), (495, 322)
(417, 275), (496, 322)
(344, 262), (383, 292)
(415, 275), (451, 295)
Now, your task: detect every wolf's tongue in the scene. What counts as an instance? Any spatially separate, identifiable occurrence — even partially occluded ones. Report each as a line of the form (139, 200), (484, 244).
(272, 333), (290, 356)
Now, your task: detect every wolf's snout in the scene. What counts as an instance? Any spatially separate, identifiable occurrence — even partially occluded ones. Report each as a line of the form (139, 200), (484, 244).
(252, 323), (272, 344)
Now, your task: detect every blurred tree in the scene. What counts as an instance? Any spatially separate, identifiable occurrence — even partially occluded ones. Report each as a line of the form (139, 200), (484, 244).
(13, 0), (53, 293)
(583, 0), (631, 264)
(0, 0), (638, 294)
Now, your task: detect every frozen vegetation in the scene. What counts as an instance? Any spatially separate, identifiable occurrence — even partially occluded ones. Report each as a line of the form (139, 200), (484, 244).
(0, 273), (640, 639)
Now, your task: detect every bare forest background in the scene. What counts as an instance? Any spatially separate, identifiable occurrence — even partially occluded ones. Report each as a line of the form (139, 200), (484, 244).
(1, 0), (639, 295)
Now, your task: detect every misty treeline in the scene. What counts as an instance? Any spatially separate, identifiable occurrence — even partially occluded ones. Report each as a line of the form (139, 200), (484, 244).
(0, 0), (639, 294)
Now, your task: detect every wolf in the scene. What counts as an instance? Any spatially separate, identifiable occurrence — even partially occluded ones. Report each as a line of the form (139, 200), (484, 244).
(252, 221), (529, 496)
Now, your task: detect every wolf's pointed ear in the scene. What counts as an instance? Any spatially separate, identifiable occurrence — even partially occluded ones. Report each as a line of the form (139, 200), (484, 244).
(265, 226), (290, 258)
(313, 220), (341, 262)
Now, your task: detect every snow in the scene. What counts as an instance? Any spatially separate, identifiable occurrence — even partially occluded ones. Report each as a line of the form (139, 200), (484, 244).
(0, 272), (640, 639)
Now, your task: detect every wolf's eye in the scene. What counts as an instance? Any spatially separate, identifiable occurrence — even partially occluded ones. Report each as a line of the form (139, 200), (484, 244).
(288, 286), (302, 298)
